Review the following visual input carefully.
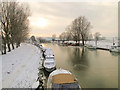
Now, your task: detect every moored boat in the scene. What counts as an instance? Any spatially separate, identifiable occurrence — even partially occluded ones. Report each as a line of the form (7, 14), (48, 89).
(43, 55), (56, 72)
(109, 46), (120, 53)
(39, 44), (43, 49)
(42, 48), (56, 72)
(47, 68), (81, 89)
(44, 48), (54, 58)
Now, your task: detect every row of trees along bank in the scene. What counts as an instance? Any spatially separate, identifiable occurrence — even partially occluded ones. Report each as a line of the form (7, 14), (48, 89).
(0, 2), (30, 54)
(59, 16), (102, 46)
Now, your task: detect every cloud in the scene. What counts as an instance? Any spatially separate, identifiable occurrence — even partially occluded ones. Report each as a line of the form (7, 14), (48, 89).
(28, 2), (118, 37)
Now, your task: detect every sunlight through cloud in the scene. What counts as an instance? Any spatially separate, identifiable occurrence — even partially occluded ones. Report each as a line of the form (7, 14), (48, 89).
(30, 18), (48, 28)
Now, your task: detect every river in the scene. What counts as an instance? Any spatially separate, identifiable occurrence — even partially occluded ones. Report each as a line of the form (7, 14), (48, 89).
(42, 43), (118, 88)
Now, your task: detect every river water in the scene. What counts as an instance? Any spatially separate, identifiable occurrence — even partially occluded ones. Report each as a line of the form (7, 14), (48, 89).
(42, 43), (118, 88)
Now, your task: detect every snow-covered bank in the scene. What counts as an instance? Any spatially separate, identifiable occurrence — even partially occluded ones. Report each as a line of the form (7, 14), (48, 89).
(0, 54), (2, 90)
(86, 40), (114, 49)
(2, 43), (42, 88)
(64, 39), (118, 49)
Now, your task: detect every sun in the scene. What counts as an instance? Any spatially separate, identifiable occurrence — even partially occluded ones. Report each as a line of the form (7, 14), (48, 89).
(30, 18), (48, 28)
(37, 18), (47, 27)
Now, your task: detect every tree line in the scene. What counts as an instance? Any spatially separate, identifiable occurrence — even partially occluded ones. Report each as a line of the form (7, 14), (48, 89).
(1, 2), (30, 54)
(30, 35), (50, 44)
(59, 16), (103, 46)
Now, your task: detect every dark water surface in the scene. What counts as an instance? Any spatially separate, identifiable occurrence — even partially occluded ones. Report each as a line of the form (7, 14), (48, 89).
(42, 43), (118, 88)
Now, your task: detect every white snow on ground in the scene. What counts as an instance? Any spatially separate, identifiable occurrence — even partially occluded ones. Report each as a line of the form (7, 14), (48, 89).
(65, 39), (118, 49)
(86, 40), (118, 49)
(0, 54), (2, 90)
(2, 43), (42, 88)
(86, 40), (112, 49)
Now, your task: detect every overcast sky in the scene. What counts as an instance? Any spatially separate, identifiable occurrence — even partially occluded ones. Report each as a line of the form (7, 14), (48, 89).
(28, 1), (118, 37)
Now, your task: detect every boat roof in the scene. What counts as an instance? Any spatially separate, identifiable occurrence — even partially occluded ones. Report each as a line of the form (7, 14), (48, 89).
(52, 73), (77, 84)
(45, 48), (52, 51)
(49, 68), (71, 76)
(45, 55), (54, 57)
(45, 50), (53, 55)
(44, 59), (55, 62)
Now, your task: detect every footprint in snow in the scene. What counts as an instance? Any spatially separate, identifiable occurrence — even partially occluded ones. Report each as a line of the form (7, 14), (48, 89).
(7, 71), (10, 74)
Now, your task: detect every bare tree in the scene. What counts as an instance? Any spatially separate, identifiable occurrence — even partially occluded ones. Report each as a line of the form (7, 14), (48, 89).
(65, 32), (72, 41)
(88, 33), (93, 41)
(67, 16), (92, 45)
(59, 34), (63, 41)
(8, 2), (18, 49)
(1, 2), (11, 53)
(94, 32), (101, 46)
(65, 25), (72, 41)
(13, 3), (30, 48)
(77, 16), (92, 46)
(59, 32), (66, 41)
(52, 34), (56, 41)
(1, 2), (30, 54)
(70, 19), (79, 43)
(37, 37), (46, 43)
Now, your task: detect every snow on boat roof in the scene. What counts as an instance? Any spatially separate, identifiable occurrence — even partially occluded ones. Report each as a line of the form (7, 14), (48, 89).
(45, 55), (54, 57)
(45, 50), (52, 53)
(45, 48), (52, 51)
(49, 68), (72, 77)
(45, 59), (55, 62)
(44, 48), (53, 55)
(52, 73), (77, 84)
(47, 69), (74, 88)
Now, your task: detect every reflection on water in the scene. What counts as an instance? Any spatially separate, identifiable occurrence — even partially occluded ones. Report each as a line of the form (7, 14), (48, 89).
(43, 43), (118, 88)
(70, 47), (89, 71)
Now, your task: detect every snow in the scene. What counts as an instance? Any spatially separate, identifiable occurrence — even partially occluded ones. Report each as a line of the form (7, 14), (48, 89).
(31, 81), (39, 88)
(44, 59), (56, 69)
(86, 40), (118, 49)
(47, 68), (72, 88)
(0, 54), (2, 90)
(2, 43), (42, 88)
(49, 69), (72, 76)
(44, 48), (54, 56)
(65, 39), (118, 49)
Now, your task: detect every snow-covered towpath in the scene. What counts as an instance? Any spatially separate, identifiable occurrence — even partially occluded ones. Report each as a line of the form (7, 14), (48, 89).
(2, 43), (42, 88)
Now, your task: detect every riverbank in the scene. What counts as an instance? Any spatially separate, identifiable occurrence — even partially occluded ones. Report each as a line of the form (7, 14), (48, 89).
(2, 43), (42, 88)
(59, 40), (118, 50)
